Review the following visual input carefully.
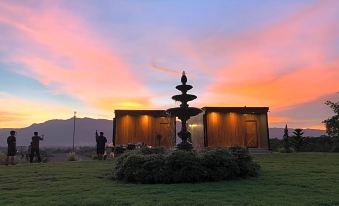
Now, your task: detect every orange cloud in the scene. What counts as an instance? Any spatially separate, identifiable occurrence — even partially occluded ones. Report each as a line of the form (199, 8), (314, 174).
(268, 116), (289, 124)
(197, 1), (338, 110)
(94, 97), (153, 111)
(0, 93), (73, 128)
(214, 62), (339, 109)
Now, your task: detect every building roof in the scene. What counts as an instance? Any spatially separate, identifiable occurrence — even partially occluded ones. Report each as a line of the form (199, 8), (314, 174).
(114, 110), (169, 117)
(202, 107), (269, 114)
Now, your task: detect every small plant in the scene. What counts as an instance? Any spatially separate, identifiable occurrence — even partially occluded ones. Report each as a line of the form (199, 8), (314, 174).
(67, 152), (78, 161)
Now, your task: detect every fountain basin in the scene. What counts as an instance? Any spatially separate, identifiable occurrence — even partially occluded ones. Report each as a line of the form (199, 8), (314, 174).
(172, 94), (197, 102)
(176, 85), (193, 92)
(166, 107), (202, 118)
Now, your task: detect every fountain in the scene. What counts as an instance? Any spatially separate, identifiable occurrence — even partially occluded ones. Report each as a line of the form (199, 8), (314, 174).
(166, 71), (202, 150)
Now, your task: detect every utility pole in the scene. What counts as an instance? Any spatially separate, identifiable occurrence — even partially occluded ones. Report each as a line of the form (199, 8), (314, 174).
(112, 117), (116, 146)
(73, 111), (76, 153)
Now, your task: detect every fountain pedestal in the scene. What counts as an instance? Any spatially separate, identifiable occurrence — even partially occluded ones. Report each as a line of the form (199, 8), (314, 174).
(166, 71), (202, 150)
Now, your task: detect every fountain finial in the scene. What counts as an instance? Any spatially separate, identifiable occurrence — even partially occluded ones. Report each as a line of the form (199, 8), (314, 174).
(181, 71), (187, 85)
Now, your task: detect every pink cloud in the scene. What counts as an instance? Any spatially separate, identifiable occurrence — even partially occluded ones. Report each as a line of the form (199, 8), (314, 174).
(0, 2), (151, 111)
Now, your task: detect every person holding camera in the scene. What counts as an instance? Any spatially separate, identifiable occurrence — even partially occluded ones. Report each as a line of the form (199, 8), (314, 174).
(30, 132), (44, 163)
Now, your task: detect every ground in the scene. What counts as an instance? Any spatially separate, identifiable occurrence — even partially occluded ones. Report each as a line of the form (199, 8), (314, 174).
(0, 153), (338, 206)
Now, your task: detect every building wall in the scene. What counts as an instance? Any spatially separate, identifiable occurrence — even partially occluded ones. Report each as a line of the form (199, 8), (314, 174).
(206, 112), (269, 148)
(115, 115), (176, 148)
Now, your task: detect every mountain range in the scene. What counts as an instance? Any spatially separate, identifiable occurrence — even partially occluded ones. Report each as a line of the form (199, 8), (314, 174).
(0, 118), (326, 147)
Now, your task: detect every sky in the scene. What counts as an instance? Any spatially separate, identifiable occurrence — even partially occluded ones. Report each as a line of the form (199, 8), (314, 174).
(0, 0), (338, 129)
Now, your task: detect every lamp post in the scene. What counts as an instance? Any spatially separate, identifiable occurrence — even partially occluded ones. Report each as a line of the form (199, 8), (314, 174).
(72, 111), (76, 153)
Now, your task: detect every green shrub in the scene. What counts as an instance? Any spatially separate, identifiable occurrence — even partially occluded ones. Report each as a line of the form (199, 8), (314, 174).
(165, 150), (206, 183)
(113, 146), (126, 156)
(229, 146), (260, 176)
(66, 152), (78, 161)
(199, 148), (239, 180)
(112, 151), (166, 183)
(140, 147), (165, 155)
(112, 147), (260, 184)
(127, 144), (136, 150)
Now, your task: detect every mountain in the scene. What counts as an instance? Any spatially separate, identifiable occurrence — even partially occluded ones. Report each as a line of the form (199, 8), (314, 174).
(0, 118), (113, 147)
(0, 118), (326, 147)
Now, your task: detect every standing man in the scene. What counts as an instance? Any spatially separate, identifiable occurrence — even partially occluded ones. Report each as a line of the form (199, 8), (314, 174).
(96, 130), (107, 160)
(30, 132), (44, 163)
(6, 130), (17, 165)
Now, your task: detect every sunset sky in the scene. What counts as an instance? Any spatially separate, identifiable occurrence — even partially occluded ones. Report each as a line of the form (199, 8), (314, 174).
(0, 0), (338, 129)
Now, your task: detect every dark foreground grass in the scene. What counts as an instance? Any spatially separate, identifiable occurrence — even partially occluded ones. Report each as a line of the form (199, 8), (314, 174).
(1, 153), (339, 206)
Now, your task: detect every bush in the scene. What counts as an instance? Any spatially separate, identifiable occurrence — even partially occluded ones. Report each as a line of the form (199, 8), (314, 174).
(228, 146), (260, 176)
(165, 150), (206, 183)
(199, 148), (239, 181)
(140, 147), (165, 155)
(66, 152), (78, 161)
(112, 147), (260, 184)
(127, 144), (136, 150)
(113, 146), (126, 156)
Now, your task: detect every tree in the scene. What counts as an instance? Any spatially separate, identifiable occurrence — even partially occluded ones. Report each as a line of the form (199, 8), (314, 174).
(323, 100), (339, 138)
(323, 100), (339, 152)
(291, 128), (306, 152)
(282, 124), (291, 152)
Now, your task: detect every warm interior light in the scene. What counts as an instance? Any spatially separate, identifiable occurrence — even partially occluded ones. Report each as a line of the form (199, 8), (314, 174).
(189, 124), (199, 128)
(141, 115), (149, 127)
(209, 112), (219, 122)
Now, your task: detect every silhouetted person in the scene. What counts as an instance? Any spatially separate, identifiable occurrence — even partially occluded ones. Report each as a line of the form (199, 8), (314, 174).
(6, 131), (17, 165)
(30, 132), (43, 163)
(96, 130), (107, 160)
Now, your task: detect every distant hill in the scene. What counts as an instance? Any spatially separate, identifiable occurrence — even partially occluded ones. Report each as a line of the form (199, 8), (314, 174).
(0, 118), (113, 147)
(0, 118), (326, 147)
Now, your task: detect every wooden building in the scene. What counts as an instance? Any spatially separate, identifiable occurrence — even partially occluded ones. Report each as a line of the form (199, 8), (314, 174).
(188, 107), (270, 149)
(114, 110), (176, 148)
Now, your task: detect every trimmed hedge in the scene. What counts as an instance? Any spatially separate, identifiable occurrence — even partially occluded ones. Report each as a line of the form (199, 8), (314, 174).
(112, 146), (260, 183)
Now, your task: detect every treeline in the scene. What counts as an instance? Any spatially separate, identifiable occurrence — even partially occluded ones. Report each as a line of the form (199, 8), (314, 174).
(270, 136), (339, 152)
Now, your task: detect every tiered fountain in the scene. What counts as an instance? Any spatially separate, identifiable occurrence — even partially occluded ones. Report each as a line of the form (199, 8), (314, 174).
(167, 71), (202, 150)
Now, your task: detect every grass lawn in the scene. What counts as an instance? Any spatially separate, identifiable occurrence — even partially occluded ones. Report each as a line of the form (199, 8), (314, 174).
(1, 153), (339, 206)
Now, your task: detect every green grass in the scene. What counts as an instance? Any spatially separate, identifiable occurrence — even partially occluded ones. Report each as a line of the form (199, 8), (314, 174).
(1, 153), (339, 206)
